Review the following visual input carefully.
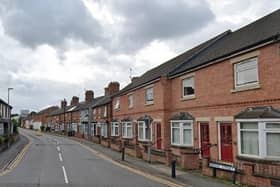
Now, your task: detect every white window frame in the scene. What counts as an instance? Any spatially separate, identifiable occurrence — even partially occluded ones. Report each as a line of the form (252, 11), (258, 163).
(170, 120), (194, 147)
(114, 98), (120, 110)
(128, 94), (133, 108)
(122, 122), (133, 139)
(104, 106), (107, 117)
(101, 123), (108, 138)
(234, 58), (259, 88)
(138, 121), (152, 141)
(237, 119), (280, 159)
(145, 87), (154, 104)
(111, 122), (119, 136)
(182, 76), (195, 98)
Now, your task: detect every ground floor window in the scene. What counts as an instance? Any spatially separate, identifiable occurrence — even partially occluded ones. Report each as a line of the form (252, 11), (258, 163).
(171, 120), (193, 146)
(91, 123), (96, 136)
(0, 123), (3, 135)
(101, 123), (108, 137)
(111, 122), (119, 136)
(122, 122), (133, 138)
(238, 121), (280, 158)
(138, 121), (152, 141)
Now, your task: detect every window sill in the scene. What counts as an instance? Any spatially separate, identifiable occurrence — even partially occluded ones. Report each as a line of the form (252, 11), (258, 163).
(231, 84), (261, 93)
(138, 139), (152, 143)
(114, 108), (120, 111)
(171, 144), (194, 148)
(145, 102), (154, 106)
(122, 137), (133, 139)
(181, 95), (195, 101)
(237, 155), (280, 164)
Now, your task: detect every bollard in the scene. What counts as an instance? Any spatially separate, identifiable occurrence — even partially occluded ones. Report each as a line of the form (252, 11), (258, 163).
(171, 160), (176, 178)
(121, 146), (125, 161)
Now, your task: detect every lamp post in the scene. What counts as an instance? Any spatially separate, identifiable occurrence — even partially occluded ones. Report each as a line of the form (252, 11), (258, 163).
(7, 88), (13, 148)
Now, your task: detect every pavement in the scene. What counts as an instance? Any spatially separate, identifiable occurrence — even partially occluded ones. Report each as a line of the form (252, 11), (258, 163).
(53, 133), (233, 187)
(0, 134), (29, 171)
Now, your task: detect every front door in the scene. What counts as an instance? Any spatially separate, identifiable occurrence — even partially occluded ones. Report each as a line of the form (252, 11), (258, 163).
(200, 123), (210, 158)
(220, 123), (233, 162)
(156, 123), (162, 149)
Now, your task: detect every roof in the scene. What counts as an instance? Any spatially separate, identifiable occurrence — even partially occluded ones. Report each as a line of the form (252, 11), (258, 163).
(0, 98), (12, 108)
(48, 96), (106, 116)
(92, 95), (111, 108)
(115, 30), (230, 96)
(115, 9), (280, 96)
(37, 106), (59, 115)
(169, 9), (280, 76)
(235, 106), (280, 119)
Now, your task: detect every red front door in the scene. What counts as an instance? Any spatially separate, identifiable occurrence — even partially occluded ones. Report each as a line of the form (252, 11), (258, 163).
(200, 123), (210, 158)
(220, 123), (233, 162)
(156, 123), (162, 149)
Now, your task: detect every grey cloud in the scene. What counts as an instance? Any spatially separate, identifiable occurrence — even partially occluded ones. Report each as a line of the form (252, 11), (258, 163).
(106, 0), (215, 52)
(0, 0), (103, 48)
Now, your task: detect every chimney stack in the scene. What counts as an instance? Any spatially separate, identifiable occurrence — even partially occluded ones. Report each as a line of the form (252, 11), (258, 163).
(85, 90), (94, 103)
(107, 82), (120, 96)
(104, 87), (109, 96)
(71, 96), (79, 106)
(61, 99), (67, 109)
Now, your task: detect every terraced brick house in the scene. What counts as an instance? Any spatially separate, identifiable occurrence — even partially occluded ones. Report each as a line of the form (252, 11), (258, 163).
(112, 9), (280, 187)
(91, 82), (120, 148)
(0, 98), (12, 136)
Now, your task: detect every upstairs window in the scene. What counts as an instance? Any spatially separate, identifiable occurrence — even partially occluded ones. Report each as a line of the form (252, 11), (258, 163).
(128, 94), (133, 108)
(111, 122), (119, 136)
(145, 87), (153, 104)
(114, 98), (120, 110)
(104, 106), (107, 117)
(182, 77), (195, 97)
(234, 58), (259, 88)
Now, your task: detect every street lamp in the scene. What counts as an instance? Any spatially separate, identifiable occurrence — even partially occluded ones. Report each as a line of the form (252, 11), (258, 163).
(7, 87), (13, 148)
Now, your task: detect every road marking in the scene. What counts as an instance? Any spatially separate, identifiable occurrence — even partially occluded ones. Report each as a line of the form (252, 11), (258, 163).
(59, 153), (63, 162)
(62, 166), (69, 184)
(57, 146), (61, 152)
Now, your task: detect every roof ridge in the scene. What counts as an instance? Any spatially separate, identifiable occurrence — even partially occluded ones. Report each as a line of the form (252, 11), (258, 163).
(168, 30), (232, 76)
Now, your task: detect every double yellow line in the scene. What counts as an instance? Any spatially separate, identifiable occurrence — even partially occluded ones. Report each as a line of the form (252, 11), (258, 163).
(0, 135), (32, 176)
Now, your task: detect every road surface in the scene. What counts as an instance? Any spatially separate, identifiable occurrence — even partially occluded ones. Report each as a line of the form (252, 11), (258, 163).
(0, 129), (166, 187)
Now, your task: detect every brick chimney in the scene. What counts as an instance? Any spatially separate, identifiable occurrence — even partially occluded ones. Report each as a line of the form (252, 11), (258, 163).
(104, 87), (109, 96)
(107, 82), (120, 96)
(61, 99), (67, 109)
(85, 90), (94, 103)
(71, 96), (79, 106)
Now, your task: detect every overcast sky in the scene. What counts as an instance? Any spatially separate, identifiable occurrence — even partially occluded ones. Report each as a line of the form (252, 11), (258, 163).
(0, 0), (279, 113)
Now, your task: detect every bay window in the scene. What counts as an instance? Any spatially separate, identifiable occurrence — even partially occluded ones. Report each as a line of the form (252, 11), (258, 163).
(111, 122), (119, 136)
(238, 121), (280, 159)
(138, 121), (152, 141)
(122, 122), (133, 138)
(171, 120), (193, 146)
